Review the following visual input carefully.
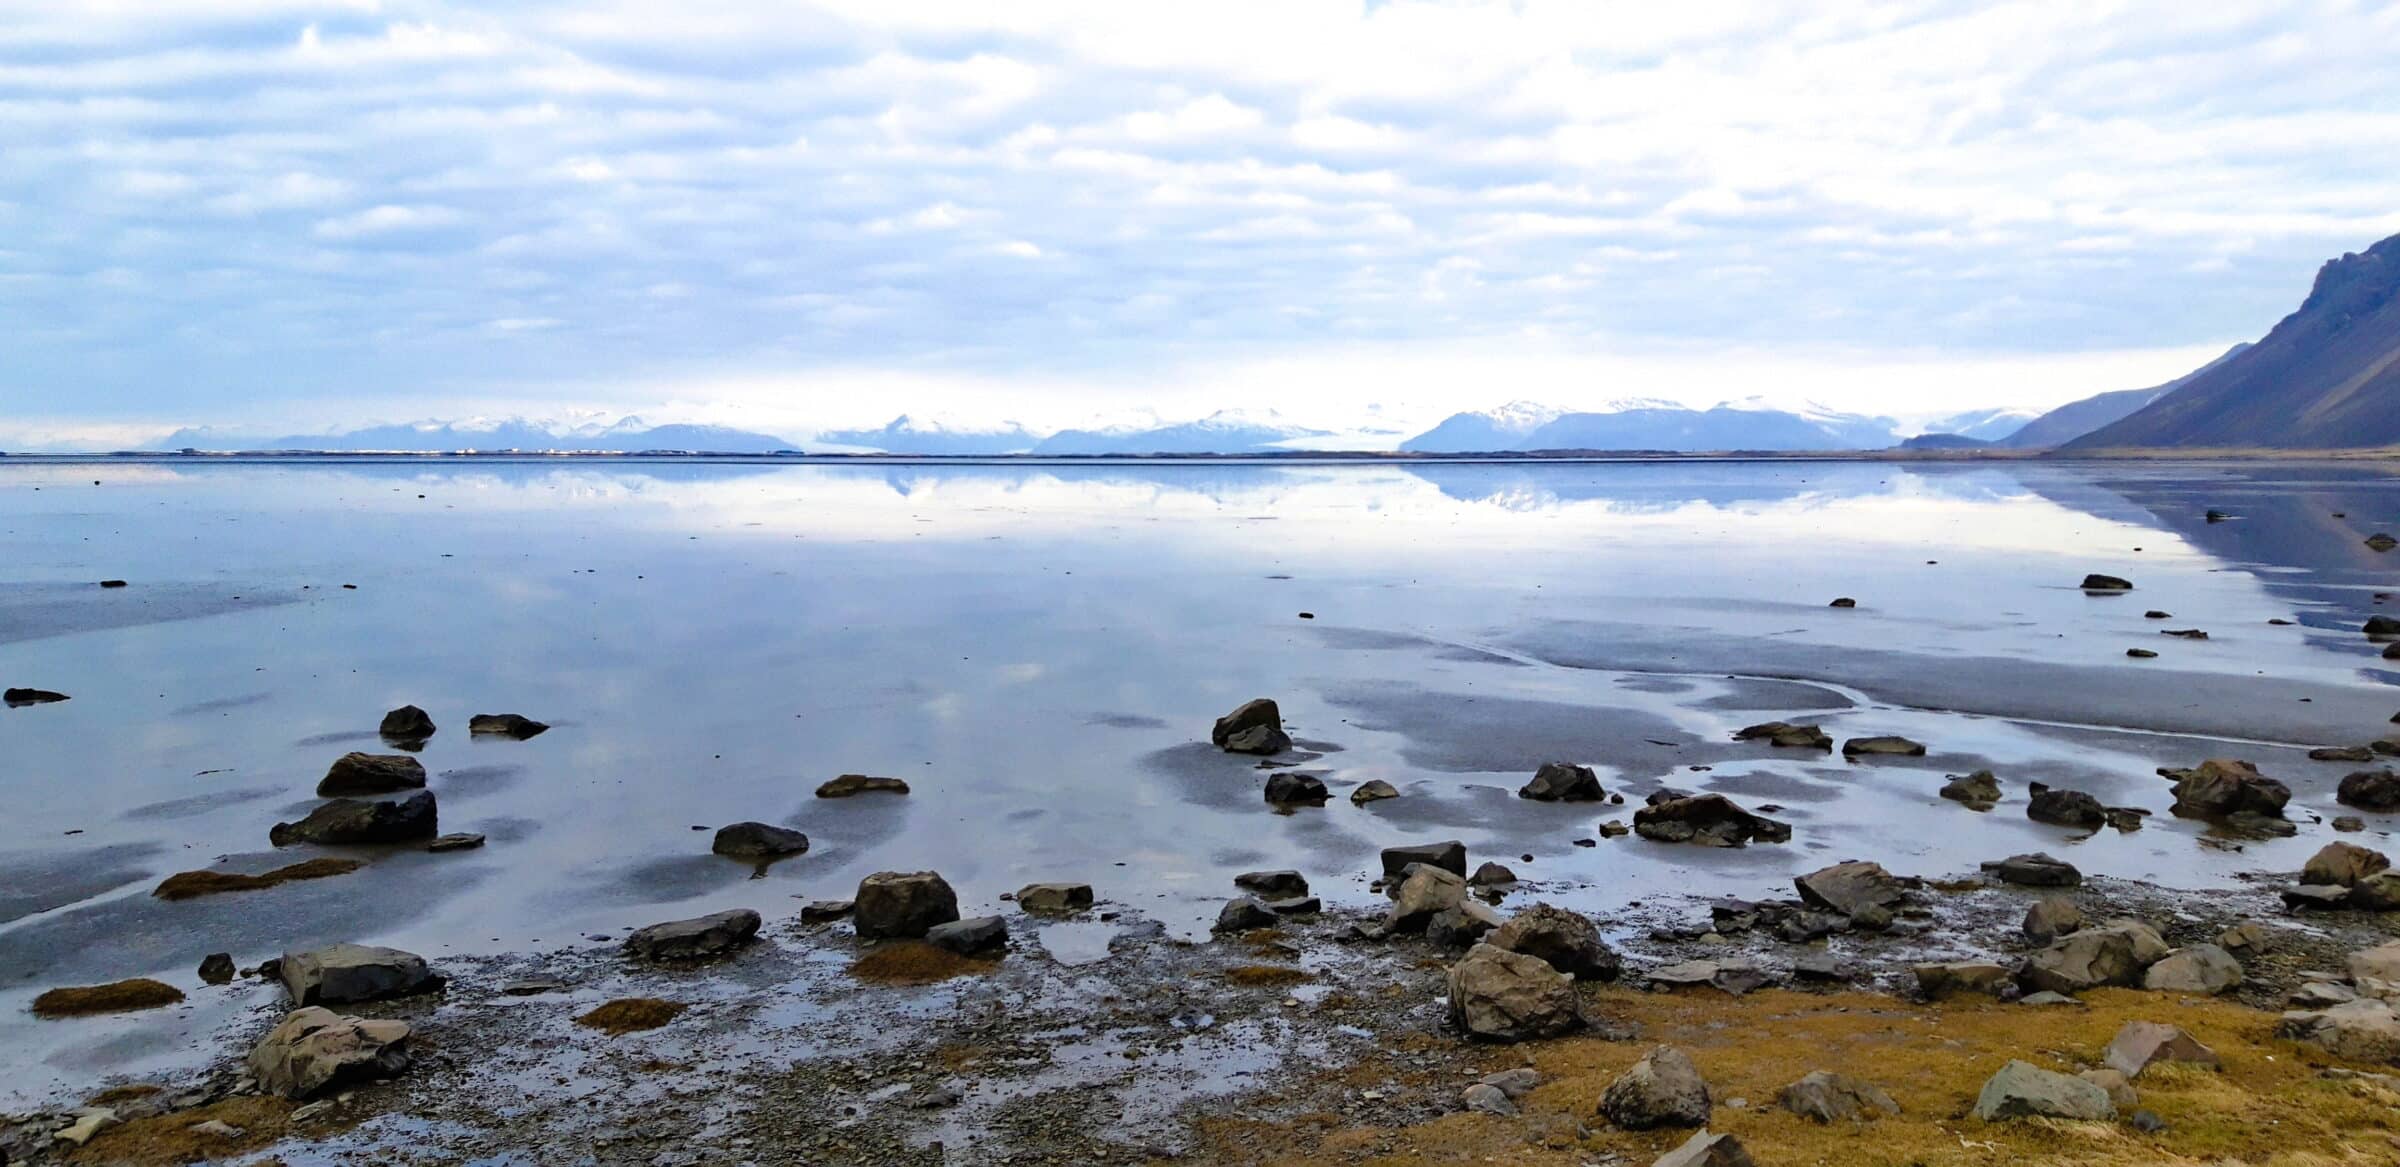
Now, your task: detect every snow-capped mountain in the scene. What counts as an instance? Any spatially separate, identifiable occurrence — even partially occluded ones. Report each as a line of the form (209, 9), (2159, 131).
(1031, 409), (1331, 455)
(1403, 399), (1903, 453)
(151, 417), (798, 453)
(816, 414), (1040, 455)
(1915, 407), (2042, 443)
(1399, 401), (1566, 452)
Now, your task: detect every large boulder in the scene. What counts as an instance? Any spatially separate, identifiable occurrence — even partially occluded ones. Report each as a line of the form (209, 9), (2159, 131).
(1599, 1046), (1712, 1130)
(1733, 721), (1832, 750)
(1446, 943), (1584, 1042)
(711, 822), (809, 860)
(246, 1007), (412, 1099)
(280, 943), (436, 1005)
(2306, 842), (2393, 887)
(1388, 864), (1468, 933)
(1213, 897), (1277, 933)
(1633, 794), (1790, 847)
(1212, 698), (1291, 755)
(855, 871), (961, 940)
(2167, 759), (2290, 819)
(270, 791), (437, 846)
(2021, 920), (2170, 994)
(1381, 840), (1467, 878)
(2280, 999), (2400, 1063)
(1520, 762), (1604, 802)
(1793, 861), (1906, 919)
(2025, 784), (2107, 829)
(1972, 1060), (2115, 1121)
(1981, 852), (2080, 887)
(1778, 1071), (1898, 1123)
(2143, 945), (2243, 995)
(2103, 1021), (2219, 1078)
(1652, 1130), (1755, 1167)
(2339, 769), (2400, 811)
(1842, 735), (1926, 758)
(377, 706), (435, 741)
(624, 909), (762, 960)
(1427, 900), (1504, 947)
(1487, 903), (1620, 980)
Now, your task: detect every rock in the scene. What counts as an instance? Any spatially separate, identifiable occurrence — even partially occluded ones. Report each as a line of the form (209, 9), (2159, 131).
(270, 791), (437, 846)
(378, 705), (435, 740)
(2167, 758), (2291, 819)
(2370, 616), (2400, 636)
(711, 821), (809, 860)
(426, 832), (485, 852)
(4, 686), (69, 706)
(2205, 509), (2230, 522)
(1829, 597), (1857, 607)
(1793, 860), (1906, 919)
(1793, 952), (1848, 983)
(1633, 794), (1790, 847)
(1982, 852), (2081, 887)
(2026, 784), (2107, 829)
(1016, 882), (1094, 913)
(2162, 628), (2208, 639)
(1427, 900), (1504, 947)
(2018, 991), (2081, 1007)
(2290, 981), (2359, 1008)
(926, 916), (1007, 956)
(2022, 920), (2170, 994)
(188, 1119), (244, 1139)
(2079, 1068), (2139, 1109)
(2280, 999), (2400, 1063)
(316, 752), (428, 797)
(246, 1006), (412, 1098)
(1939, 770), (2001, 809)
(1914, 962), (2012, 999)
(799, 899), (854, 923)
(2305, 841), (2391, 887)
(2285, 883), (2356, 911)
(1733, 721), (1833, 750)
(2104, 1021), (2220, 1078)
(2350, 939), (2400, 983)
(1778, 1071), (1898, 1123)
(2218, 921), (2274, 957)
(2024, 896), (2085, 943)
(1460, 1082), (1516, 1116)
(1212, 698), (1291, 755)
(1842, 735), (1926, 757)
(500, 976), (566, 995)
(1520, 761), (1604, 802)
(2126, 648), (2158, 658)
(2372, 534), (2400, 553)
(1388, 864), (1469, 932)
(855, 871), (960, 940)
(280, 943), (436, 1004)
(1446, 943), (1583, 1042)
(624, 909), (762, 960)
(1381, 840), (1467, 878)
(1648, 960), (1721, 988)
(1235, 870), (1309, 898)
(2313, 746), (2378, 762)
(198, 953), (235, 984)
(2350, 871), (2400, 910)
(1599, 1046), (1712, 1129)
(2081, 574), (2134, 591)
(2337, 815), (2369, 832)
(2339, 769), (2400, 811)
(1483, 1067), (1542, 1099)
(1972, 1060), (2115, 1121)
(1488, 902), (1621, 980)
(53, 1109), (118, 1146)
(815, 774), (909, 798)
(1263, 771), (1329, 804)
(1264, 894), (1320, 916)
(1468, 862), (1517, 887)
(1599, 820), (1630, 837)
(467, 713), (548, 739)
(1214, 898), (1277, 932)
(1350, 779), (1399, 804)
(1651, 1130), (1754, 1167)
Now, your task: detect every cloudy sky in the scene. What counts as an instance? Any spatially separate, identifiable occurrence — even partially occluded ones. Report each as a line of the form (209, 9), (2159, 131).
(6, 0), (2399, 448)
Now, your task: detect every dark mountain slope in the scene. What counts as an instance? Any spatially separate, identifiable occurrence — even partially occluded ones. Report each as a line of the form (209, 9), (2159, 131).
(1998, 344), (2247, 448)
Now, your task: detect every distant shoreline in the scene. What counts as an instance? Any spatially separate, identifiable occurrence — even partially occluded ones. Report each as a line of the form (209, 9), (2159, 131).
(4, 447), (2398, 465)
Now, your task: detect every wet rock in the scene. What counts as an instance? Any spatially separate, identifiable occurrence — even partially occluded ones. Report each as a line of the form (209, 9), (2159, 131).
(199, 952), (235, 984)
(2026, 784), (2107, 829)
(1652, 1130), (1754, 1167)
(1829, 597), (1856, 608)
(2338, 769), (2400, 811)
(2280, 999), (2400, 1063)
(316, 752), (428, 797)
(1446, 942), (1584, 1042)
(1982, 852), (2080, 887)
(624, 909), (762, 960)
(2024, 896), (2085, 943)
(2145, 609), (2172, 619)
(1914, 961), (2012, 999)
(2337, 816), (2369, 831)
(1234, 870), (1309, 899)
(711, 822), (809, 860)
(1459, 1082), (1516, 1116)
(2284, 883), (2355, 911)
(4, 686), (69, 706)
(1213, 898), (1277, 933)
(2081, 574), (2134, 592)
(855, 871), (961, 940)
(2021, 920), (2170, 994)
(2313, 746), (2378, 763)
(2304, 841), (2390, 887)
(467, 713), (548, 738)
(1388, 864), (1469, 933)
(1599, 820), (1630, 837)
(2126, 648), (2159, 658)
(1633, 794), (1790, 847)
(1350, 779), (1399, 804)
(2104, 1021), (2219, 1078)
(1520, 761), (1604, 802)
(815, 774), (909, 798)
(1212, 698), (1291, 755)
(1263, 771), (1329, 804)
(2349, 871), (2400, 910)
(2370, 616), (2400, 636)
(247, 1006), (412, 1099)
(1778, 1071), (1898, 1123)
(2166, 759), (2290, 820)
(500, 976), (566, 995)
(377, 705), (435, 740)
(926, 916), (1008, 956)
(280, 943), (436, 1005)
(2372, 534), (2400, 553)
(1468, 862), (1518, 888)
(2143, 945), (2242, 994)
(2161, 628), (2208, 639)
(426, 832), (485, 852)
(1264, 894), (1320, 916)
(1939, 770), (2001, 809)
(1381, 840), (1467, 878)
(1016, 882), (1094, 913)
(1733, 721), (1832, 750)
(1427, 900), (1504, 947)
(1793, 860), (1906, 919)
(1841, 735), (1926, 758)
(270, 791), (437, 846)
(1972, 1060), (2114, 1121)
(799, 899), (854, 924)
(1600, 1046), (1712, 1129)
(1488, 902), (1621, 980)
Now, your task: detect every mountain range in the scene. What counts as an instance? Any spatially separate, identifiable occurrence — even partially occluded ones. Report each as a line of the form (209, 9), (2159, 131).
(1401, 399), (1906, 453)
(154, 417), (800, 454)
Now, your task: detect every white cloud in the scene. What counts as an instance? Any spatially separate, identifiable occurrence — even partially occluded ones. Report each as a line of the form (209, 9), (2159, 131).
(311, 203), (465, 238)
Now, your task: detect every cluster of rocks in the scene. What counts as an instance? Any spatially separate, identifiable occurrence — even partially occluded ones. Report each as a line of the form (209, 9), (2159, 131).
(2159, 758), (2293, 835)
(1632, 793), (1789, 847)
(1212, 697), (1292, 755)
(2283, 839), (2400, 911)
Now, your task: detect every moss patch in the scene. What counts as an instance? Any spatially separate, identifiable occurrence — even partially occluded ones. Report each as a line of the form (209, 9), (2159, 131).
(68, 1096), (294, 1166)
(153, 857), (362, 901)
(576, 998), (687, 1035)
(849, 941), (999, 986)
(1224, 964), (1314, 988)
(32, 978), (186, 1017)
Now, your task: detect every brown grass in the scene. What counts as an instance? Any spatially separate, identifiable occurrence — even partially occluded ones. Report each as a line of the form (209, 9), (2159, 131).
(153, 857), (363, 901)
(32, 979), (186, 1017)
(576, 997), (687, 1035)
(849, 941), (998, 986)
(1223, 965), (1314, 988)
(1190, 987), (2400, 1167)
(68, 1096), (294, 1166)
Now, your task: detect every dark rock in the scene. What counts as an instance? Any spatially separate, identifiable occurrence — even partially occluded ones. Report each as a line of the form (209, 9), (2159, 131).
(99, 579), (128, 588)
(2166, 759), (2290, 820)
(1263, 771), (1329, 804)
(2161, 628), (2209, 639)
(1828, 597), (1856, 608)
(799, 899), (855, 923)
(316, 752), (427, 797)
(1938, 769), (2000, 808)
(2338, 769), (2400, 811)
(1520, 761), (1604, 802)
(1793, 860), (1906, 919)
(3, 687), (69, 706)
(2023, 896), (2085, 942)
(2371, 534), (2400, 553)
(925, 916), (1008, 956)
(2126, 648), (2159, 658)
(1732, 721), (1832, 750)
(1469, 862), (1517, 887)
(2311, 746), (2376, 763)
(271, 791), (437, 846)
(2205, 509), (2230, 522)
(2283, 883), (2354, 911)
(1634, 794), (1790, 847)
(1015, 882), (1094, 913)
(467, 713), (548, 739)
(280, 943), (437, 1004)
(1488, 902), (1620, 980)
(1841, 735), (1926, 758)
(425, 832), (484, 853)
(1381, 840), (1467, 878)
(2369, 616), (2400, 636)
(816, 774), (909, 797)
(1349, 779), (1399, 804)
(1599, 1046), (1712, 1129)
(2026, 783), (2107, 829)
(1427, 900), (1503, 947)
(1263, 895), (1320, 916)
(2081, 574), (2134, 591)
(1982, 852), (2081, 887)
(854, 871), (960, 939)
(378, 706), (435, 741)
(624, 909), (762, 960)
(1235, 870), (1309, 898)
(198, 953), (236, 985)
(711, 822), (809, 860)
(1212, 698), (1291, 755)
(1213, 897), (1278, 933)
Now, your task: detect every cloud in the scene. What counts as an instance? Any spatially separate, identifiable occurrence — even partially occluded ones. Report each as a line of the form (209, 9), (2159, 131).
(311, 203), (466, 238)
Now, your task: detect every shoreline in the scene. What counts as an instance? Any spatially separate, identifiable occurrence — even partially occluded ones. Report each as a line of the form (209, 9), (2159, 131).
(6, 448), (2400, 466)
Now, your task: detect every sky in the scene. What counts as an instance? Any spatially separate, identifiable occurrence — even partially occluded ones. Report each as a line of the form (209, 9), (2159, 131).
(5, 1), (2400, 449)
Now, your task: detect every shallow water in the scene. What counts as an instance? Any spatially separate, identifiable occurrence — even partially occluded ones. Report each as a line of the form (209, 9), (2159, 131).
(3, 456), (2398, 1100)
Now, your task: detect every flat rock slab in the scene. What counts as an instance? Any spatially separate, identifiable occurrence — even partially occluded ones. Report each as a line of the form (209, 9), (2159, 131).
(280, 943), (436, 1005)
(624, 909), (762, 961)
(1973, 1059), (2114, 1122)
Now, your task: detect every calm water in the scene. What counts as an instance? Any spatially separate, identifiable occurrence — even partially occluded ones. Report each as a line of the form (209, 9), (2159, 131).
(3, 456), (2397, 1098)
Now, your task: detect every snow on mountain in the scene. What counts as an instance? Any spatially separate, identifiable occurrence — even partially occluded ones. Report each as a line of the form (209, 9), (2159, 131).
(150, 417), (800, 453)
(1032, 409), (1330, 455)
(1399, 400), (1568, 452)
(816, 414), (1040, 455)
(1916, 407), (2042, 442)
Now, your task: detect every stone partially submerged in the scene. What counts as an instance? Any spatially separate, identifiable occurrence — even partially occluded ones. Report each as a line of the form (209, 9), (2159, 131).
(1982, 852), (2081, 887)
(1733, 721), (1832, 750)
(468, 713), (548, 739)
(1446, 943), (1584, 1042)
(2339, 769), (2400, 811)
(1211, 698), (1291, 755)
(377, 705), (435, 741)
(624, 909), (762, 961)
(247, 1007), (412, 1099)
(1381, 840), (1468, 878)
(2165, 759), (2291, 820)
(1519, 761), (1604, 802)
(270, 791), (437, 846)
(2025, 784), (2107, 829)
(711, 821), (810, 860)
(1633, 794), (1790, 847)
(816, 774), (909, 798)
(1939, 770), (2001, 809)
(2303, 841), (2390, 887)
(317, 752), (428, 797)
(1842, 735), (1926, 758)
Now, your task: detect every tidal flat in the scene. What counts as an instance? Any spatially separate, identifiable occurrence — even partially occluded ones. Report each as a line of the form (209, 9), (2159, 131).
(5, 457), (2400, 1165)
